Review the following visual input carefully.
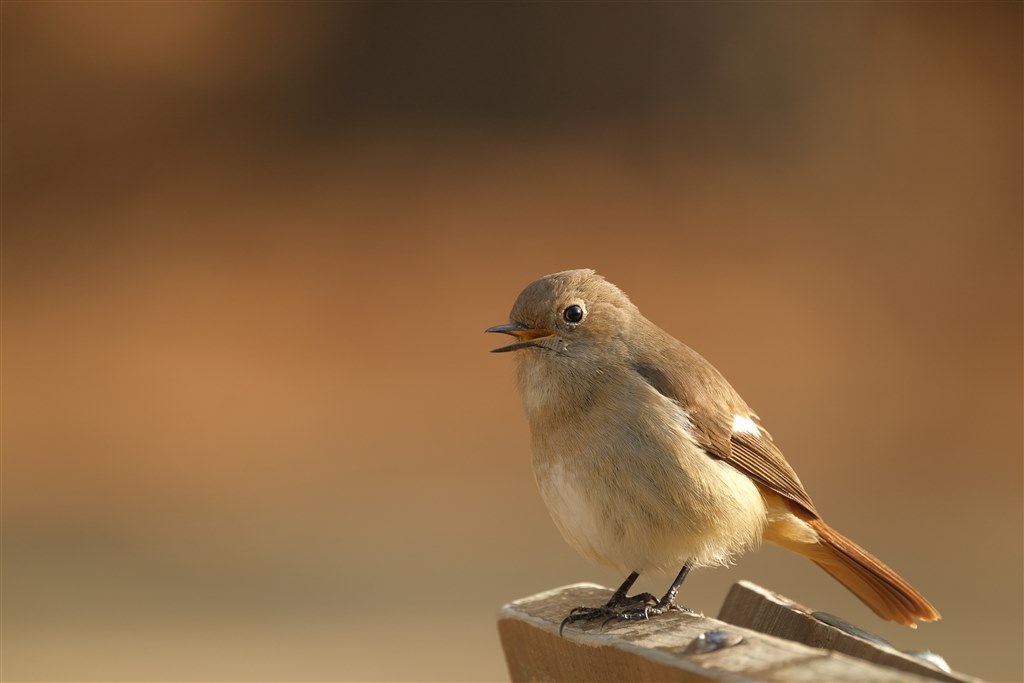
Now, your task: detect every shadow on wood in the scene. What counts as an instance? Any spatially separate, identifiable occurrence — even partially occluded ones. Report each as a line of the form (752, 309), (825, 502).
(497, 582), (976, 683)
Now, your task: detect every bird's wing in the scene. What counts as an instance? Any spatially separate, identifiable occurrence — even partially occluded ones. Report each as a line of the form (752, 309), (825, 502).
(705, 417), (818, 516)
(634, 355), (819, 517)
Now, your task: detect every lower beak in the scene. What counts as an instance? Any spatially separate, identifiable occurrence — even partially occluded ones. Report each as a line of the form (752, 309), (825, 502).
(485, 322), (556, 353)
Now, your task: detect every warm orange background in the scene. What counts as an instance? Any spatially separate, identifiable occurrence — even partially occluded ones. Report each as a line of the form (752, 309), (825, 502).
(3, 3), (1021, 681)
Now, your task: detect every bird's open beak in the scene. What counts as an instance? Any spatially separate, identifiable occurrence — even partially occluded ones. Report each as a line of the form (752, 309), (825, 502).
(485, 322), (556, 353)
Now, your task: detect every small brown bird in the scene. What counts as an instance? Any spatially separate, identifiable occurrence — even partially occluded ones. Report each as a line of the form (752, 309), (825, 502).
(486, 269), (940, 632)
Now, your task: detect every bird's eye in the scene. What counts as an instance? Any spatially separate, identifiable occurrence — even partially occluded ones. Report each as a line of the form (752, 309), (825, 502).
(563, 304), (585, 324)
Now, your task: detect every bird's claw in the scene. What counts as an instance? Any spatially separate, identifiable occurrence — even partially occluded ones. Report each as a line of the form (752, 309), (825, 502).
(560, 593), (687, 636)
(611, 602), (686, 622)
(559, 606), (615, 635)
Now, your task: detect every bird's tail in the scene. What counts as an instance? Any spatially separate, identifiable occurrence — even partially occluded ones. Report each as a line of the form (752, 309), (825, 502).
(792, 517), (941, 627)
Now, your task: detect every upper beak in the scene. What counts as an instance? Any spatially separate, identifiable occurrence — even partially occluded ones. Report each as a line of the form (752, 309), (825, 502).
(485, 322), (556, 353)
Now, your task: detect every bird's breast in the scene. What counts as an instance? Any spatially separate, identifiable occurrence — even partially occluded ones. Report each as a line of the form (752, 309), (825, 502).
(524, 369), (767, 574)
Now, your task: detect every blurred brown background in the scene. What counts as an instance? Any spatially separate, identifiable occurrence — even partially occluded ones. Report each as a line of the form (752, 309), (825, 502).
(3, 2), (1021, 681)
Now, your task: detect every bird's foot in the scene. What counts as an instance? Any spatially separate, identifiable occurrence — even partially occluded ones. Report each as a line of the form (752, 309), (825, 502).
(559, 592), (660, 635)
(607, 601), (694, 625)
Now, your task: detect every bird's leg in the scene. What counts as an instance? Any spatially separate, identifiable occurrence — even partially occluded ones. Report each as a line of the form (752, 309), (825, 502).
(601, 571), (660, 608)
(607, 571), (642, 605)
(559, 571), (658, 635)
(613, 560), (695, 623)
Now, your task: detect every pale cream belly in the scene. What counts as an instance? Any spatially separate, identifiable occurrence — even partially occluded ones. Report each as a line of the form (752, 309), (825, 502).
(532, 391), (768, 575)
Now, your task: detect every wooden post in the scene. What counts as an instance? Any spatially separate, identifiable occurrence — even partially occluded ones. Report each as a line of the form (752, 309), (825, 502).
(718, 581), (972, 683)
(497, 582), (976, 683)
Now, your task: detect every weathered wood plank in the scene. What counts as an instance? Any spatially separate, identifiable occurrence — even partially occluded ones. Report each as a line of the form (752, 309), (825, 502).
(718, 581), (974, 683)
(498, 583), (941, 683)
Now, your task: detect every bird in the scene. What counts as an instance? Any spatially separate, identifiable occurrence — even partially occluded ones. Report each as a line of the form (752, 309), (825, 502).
(485, 268), (940, 633)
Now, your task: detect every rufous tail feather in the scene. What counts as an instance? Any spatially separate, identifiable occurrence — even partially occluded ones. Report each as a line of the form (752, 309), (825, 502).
(801, 517), (941, 627)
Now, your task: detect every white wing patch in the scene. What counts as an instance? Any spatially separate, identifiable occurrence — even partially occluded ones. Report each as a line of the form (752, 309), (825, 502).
(732, 414), (761, 436)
